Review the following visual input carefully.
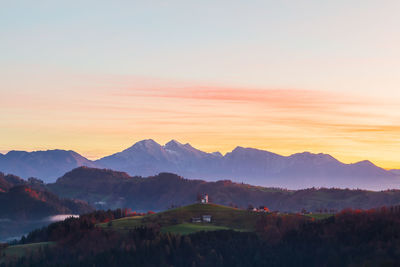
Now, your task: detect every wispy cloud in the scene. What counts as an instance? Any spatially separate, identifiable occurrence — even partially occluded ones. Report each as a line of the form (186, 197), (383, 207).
(113, 83), (395, 121)
(2, 75), (400, 168)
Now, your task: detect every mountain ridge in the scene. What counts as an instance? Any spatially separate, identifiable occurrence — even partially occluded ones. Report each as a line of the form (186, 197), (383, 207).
(0, 140), (398, 189)
(0, 149), (97, 183)
(48, 166), (400, 213)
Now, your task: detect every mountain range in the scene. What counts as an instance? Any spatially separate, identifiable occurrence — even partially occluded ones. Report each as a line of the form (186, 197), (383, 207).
(1, 139), (399, 190)
(0, 149), (96, 183)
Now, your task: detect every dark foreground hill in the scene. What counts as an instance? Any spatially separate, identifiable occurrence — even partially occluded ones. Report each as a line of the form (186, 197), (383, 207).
(4, 205), (400, 266)
(48, 167), (400, 212)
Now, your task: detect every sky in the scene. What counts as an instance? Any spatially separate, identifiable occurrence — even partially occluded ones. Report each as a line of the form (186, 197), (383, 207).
(1, 1), (400, 168)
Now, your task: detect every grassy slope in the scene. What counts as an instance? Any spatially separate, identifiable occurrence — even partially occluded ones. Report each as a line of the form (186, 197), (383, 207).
(99, 203), (266, 234)
(0, 242), (53, 263)
(161, 223), (231, 235)
(99, 216), (144, 230)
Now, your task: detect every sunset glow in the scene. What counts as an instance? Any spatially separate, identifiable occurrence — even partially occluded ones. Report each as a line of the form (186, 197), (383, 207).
(1, 1), (400, 169)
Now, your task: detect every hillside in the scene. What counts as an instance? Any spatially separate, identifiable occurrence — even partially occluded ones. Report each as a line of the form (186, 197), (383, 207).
(99, 203), (266, 234)
(49, 167), (400, 212)
(0, 173), (25, 192)
(0, 181), (94, 241)
(0, 185), (93, 221)
(8, 206), (400, 266)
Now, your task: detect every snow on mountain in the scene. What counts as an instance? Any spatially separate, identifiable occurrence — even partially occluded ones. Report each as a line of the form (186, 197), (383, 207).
(96, 140), (398, 190)
(0, 140), (398, 190)
(96, 139), (221, 178)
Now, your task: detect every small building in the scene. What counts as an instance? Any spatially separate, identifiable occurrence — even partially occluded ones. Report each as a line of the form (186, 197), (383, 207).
(258, 206), (269, 212)
(192, 217), (202, 223)
(200, 194), (209, 204)
(251, 206), (271, 213)
(202, 215), (212, 223)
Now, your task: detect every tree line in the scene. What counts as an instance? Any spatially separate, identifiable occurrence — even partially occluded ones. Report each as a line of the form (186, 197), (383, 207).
(3, 206), (400, 266)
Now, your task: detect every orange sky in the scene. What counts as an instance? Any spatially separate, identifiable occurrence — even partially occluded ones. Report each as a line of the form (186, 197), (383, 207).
(1, 73), (399, 169)
(1, 2), (400, 170)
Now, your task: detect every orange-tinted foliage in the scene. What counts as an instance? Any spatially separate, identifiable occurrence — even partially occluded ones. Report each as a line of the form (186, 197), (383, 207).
(24, 187), (45, 201)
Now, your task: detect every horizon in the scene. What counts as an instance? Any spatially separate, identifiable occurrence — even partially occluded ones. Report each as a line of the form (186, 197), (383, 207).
(1, 1), (400, 169)
(3, 2), (400, 265)
(0, 138), (397, 171)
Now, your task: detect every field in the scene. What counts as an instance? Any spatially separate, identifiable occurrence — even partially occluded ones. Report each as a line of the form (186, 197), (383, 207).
(98, 216), (144, 230)
(161, 223), (231, 235)
(98, 203), (267, 233)
(0, 242), (53, 263)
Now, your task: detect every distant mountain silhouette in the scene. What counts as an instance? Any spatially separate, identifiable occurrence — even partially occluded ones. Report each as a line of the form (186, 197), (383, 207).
(391, 170), (400, 175)
(1, 140), (399, 189)
(96, 140), (399, 190)
(48, 167), (400, 212)
(96, 139), (222, 179)
(0, 149), (96, 183)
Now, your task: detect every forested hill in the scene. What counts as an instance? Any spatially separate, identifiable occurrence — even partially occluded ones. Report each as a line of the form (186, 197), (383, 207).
(0, 172), (25, 192)
(0, 172), (93, 221)
(0, 185), (93, 220)
(48, 167), (400, 212)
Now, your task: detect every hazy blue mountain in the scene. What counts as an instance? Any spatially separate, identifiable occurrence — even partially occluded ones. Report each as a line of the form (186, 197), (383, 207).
(391, 169), (400, 175)
(0, 150), (97, 183)
(0, 140), (398, 189)
(97, 140), (399, 190)
(96, 139), (222, 178)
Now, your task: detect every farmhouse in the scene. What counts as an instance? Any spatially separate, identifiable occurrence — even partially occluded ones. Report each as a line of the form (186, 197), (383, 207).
(191, 215), (212, 223)
(191, 217), (202, 223)
(202, 215), (212, 222)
